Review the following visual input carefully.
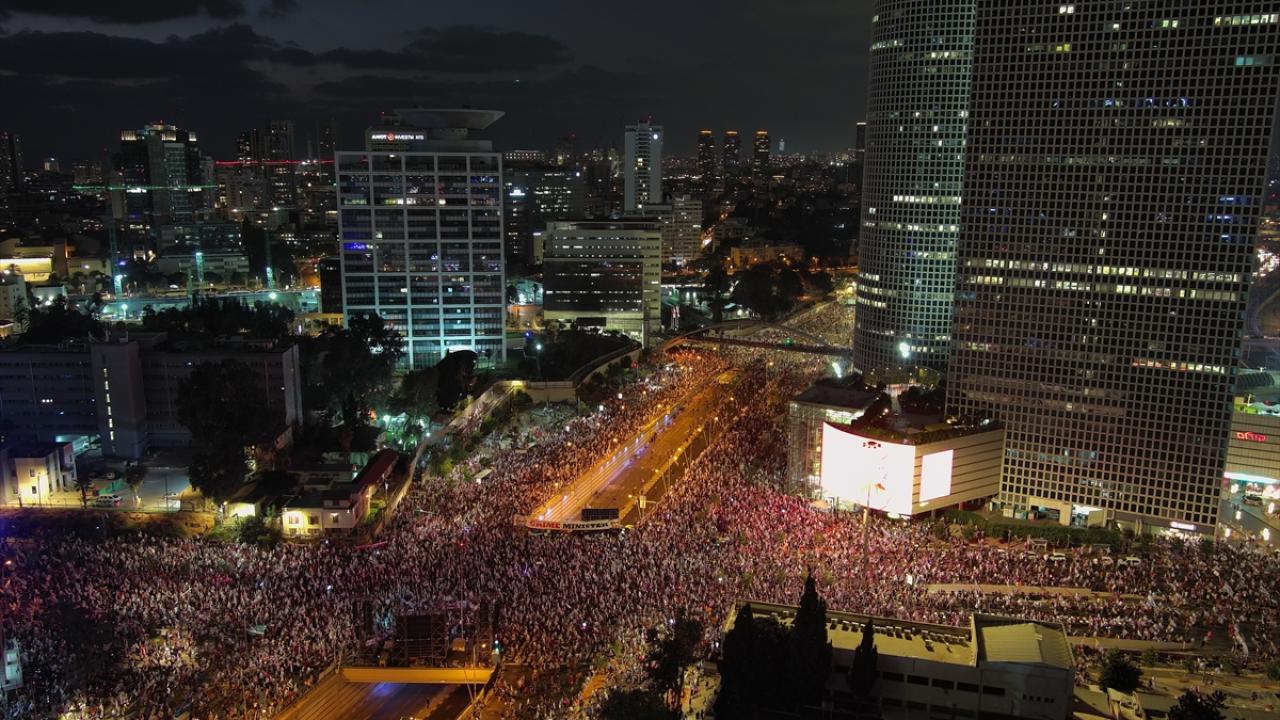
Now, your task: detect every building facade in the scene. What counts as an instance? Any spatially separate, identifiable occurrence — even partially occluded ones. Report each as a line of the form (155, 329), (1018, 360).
(752, 130), (771, 178)
(0, 334), (302, 459)
(697, 130), (717, 187)
(623, 122), (663, 213)
(542, 219), (661, 344)
(948, 3), (1280, 532)
(336, 109), (507, 369)
(721, 130), (741, 177)
(733, 603), (1074, 720)
(0, 131), (22, 192)
(110, 123), (209, 230)
(852, 0), (973, 375)
(0, 442), (78, 507)
(1225, 400), (1280, 491)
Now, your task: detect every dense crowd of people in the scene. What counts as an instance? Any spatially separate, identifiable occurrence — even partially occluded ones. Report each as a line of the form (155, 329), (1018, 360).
(2, 302), (1278, 718)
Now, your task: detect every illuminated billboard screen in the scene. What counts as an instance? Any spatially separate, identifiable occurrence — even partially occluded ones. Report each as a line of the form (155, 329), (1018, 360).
(820, 423), (914, 516)
(919, 450), (954, 502)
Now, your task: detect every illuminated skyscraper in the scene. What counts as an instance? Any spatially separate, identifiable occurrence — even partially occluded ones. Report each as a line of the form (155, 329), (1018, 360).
(751, 130), (770, 177)
(696, 130), (717, 186)
(336, 109), (506, 369)
(262, 120), (298, 211)
(623, 122), (663, 212)
(852, 0), (973, 375)
(721, 130), (741, 177)
(111, 123), (209, 229)
(948, 2), (1280, 532)
(0, 131), (22, 192)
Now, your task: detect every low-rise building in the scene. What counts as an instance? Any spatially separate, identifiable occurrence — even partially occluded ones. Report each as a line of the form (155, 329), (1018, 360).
(729, 242), (805, 270)
(0, 441), (77, 506)
(281, 449), (400, 539)
(735, 602), (1073, 720)
(0, 274), (27, 322)
(1224, 399), (1280, 513)
(786, 382), (1004, 516)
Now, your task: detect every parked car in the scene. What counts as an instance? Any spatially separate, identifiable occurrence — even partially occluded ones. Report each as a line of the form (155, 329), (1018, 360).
(92, 494), (122, 508)
(1243, 494), (1264, 507)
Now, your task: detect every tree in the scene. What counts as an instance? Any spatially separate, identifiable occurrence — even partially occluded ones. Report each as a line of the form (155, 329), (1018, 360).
(846, 620), (878, 698)
(21, 295), (104, 343)
(645, 617), (702, 711)
(1266, 658), (1280, 682)
(177, 360), (278, 444)
(790, 570), (832, 706)
(188, 444), (249, 504)
(702, 259), (731, 323)
(388, 366), (439, 420)
(1168, 690), (1226, 720)
(236, 514), (280, 546)
(435, 349), (478, 411)
(597, 688), (671, 720)
(123, 463), (148, 507)
(718, 604), (757, 709)
(299, 313), (404, 424)
(178, 360), (278, 503)
(1099, 649), (1142, 694)
(72, 473), (94, 508)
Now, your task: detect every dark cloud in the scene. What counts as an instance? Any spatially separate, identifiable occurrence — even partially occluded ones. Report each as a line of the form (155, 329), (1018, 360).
(403, 26), (572, 72)
(0, 0), (243, 23)
(314, 26), (572, 74)
(259, 0), (296, 20)
(0, 24), (287, 78)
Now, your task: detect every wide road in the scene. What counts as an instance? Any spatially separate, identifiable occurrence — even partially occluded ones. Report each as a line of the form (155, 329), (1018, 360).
(532, 370), (741, 524)
(276, 676), (472, 720)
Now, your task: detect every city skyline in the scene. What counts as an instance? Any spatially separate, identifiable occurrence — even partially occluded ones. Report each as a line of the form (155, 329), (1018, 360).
(0, 0), (878, 161)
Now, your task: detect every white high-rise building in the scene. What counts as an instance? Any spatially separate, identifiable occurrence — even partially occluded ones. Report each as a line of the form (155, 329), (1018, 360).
(623, 122), (663, 213)
(336, 109), (506, 369)
(852, 0), (974, 375)
(637, 195), (704, 266)
(948, 2), (1280, 534)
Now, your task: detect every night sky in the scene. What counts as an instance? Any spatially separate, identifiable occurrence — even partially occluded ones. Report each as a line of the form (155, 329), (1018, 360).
(0, 0), (875, 163)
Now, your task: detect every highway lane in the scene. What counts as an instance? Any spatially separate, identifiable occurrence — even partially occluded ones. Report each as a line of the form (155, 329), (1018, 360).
(531, 370), (741, 525)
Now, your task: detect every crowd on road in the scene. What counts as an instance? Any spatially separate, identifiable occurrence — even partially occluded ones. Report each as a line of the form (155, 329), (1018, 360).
(3, 317), (1279, 718)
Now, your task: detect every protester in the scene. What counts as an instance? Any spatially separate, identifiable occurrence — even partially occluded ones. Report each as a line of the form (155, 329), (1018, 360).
(3, 320), (1276, 718)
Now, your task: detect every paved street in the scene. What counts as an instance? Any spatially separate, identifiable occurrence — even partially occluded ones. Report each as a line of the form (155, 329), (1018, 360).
(532, 369), (740, 524)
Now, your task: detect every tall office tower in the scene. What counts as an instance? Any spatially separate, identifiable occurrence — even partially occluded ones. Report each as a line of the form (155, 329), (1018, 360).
(235, 130), (260, 163)
(542, 219), (662, 345)
(752, 130), (771, 177)
(317, 120), (338, 181)
(854, 122), (867, 162)
(0, 131), (24, 191)
(262, 120), (299, 211)
(721, 130), (741, 177)
(851, 0), (973, 375)
(623, 122), (663, 212)
(696, 130), (717, 186)
(948, 3), (1280, 533)
(336, 109), (506, 369)
(111, 123), (208, 229)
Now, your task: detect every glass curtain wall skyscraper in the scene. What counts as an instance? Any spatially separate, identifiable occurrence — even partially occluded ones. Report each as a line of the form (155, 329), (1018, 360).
(336, 109), (506, 369)
(852, 0), (974, 375)
(948, 3), (1280, 531)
